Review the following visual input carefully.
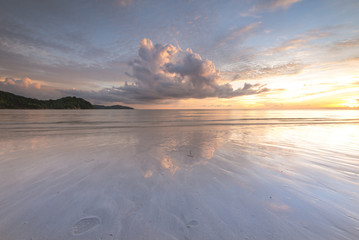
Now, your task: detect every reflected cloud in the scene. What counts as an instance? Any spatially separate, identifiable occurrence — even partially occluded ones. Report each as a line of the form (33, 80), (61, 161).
(265, 201), (291, 212)
(143, 170), (153, 178)
(161, 156), (178, 175)
(133, 114), (231, 176)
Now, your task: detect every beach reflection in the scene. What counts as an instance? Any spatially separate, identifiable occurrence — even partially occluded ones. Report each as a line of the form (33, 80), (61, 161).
(133, 126), (231, 177)
(0, 110), (358, 240)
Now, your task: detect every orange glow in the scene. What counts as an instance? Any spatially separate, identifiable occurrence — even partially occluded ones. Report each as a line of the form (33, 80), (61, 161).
(342, 98), (359, 108)
(161, 156), (178, 174)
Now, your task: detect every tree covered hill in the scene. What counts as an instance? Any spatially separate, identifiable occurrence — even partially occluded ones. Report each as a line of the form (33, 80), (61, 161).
(0, 91), (93, 109)
(93, 104), (133, 109)
(0, 91), (131, 110)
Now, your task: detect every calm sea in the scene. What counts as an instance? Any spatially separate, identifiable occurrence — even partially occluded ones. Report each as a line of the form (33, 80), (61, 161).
(1, 109), (359, 131)
(0, 109), (358, 240)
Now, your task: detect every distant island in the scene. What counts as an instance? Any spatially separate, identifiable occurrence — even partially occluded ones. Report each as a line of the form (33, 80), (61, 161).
(0, 90), (134, 109)
(93, 104), (133, 109)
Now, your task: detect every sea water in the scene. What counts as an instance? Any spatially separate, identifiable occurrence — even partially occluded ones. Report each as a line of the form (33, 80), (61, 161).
(0, 109), (358, 240)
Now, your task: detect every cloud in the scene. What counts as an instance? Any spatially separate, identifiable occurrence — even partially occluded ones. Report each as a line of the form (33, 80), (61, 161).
(251, 0), (302, 12)
(267, 38), (307, 54)
(0, 20), (72, 55)
(0, 76), (63, 99)
(0, 19), (115, 74)
(0, 47), (131, 89)
(118, 0), (132, 7)
(232, 62), (306, 80)
(265, 30), (329, 55)
(0, 19), (127, 92)
(217, 22), (262, 47)
(0, 77), (41, 97)
(1, 77), (40, 89)
(241, 0), (301, 16)
(331, 37), (359, 49)
(65, 39), (269, 104)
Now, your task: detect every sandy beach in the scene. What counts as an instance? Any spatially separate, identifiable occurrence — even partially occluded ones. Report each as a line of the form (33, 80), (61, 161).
(0, 110), (358, 240)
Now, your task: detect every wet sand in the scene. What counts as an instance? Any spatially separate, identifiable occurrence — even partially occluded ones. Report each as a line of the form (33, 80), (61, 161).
(0, 110), (358, 239)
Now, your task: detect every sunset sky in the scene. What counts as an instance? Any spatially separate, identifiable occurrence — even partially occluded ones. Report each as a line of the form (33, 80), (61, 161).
(0, 0), (358, 109)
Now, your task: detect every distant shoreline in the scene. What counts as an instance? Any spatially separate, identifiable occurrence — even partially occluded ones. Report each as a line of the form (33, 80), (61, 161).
(0, 90), (134, 110)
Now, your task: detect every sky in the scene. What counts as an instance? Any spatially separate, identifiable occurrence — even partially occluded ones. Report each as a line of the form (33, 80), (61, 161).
(0, 0), (358, 109)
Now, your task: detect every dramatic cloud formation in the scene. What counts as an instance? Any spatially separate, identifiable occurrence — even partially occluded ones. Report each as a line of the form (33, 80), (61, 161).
(66, 39), (269, 104)
(0, 1), (358, 109)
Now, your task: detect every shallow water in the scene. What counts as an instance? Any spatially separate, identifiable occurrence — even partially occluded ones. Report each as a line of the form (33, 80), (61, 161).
(0, 109), (358, 240)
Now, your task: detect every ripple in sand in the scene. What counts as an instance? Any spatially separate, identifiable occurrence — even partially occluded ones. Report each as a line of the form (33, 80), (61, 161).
(72, 217), (100, 235)
(186, 220), (199, 228)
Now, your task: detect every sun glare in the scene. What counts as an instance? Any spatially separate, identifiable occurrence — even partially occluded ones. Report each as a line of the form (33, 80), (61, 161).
(342, 98), (359, 108)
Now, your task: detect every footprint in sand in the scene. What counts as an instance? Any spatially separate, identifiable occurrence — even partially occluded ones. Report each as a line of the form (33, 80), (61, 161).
(72, 217), (100, 235)
(186, 220), (199, 228)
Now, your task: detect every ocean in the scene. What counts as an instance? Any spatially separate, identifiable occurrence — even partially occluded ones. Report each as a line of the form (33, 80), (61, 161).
(0, 109), (358, 239)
